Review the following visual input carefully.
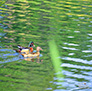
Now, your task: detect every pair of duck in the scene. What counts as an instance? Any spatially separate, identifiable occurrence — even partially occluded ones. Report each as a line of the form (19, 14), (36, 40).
(15, 41), (43, 57)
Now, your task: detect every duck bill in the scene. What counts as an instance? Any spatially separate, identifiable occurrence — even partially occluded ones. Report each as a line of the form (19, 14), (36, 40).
(40, 47), (43, 51)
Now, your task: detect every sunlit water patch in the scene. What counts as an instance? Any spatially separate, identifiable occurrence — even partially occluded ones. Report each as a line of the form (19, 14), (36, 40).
(61, 57), (92, 65)
(67, 36), (74, 38)
(62, 47), (79, 50)
(61, 63), (92, 70)
(74, 31), (80, 33)
(68, 53), (75, 56)
(63, 42), (79, 46)
(82, 50), (92, 53)
(88, 34), (92, 36)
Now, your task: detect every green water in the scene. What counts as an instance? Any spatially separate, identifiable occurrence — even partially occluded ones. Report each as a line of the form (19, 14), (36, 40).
(0, 0), (92, 91)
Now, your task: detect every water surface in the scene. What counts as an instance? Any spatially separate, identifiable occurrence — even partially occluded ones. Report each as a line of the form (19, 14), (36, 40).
(0, 0), (92, 91)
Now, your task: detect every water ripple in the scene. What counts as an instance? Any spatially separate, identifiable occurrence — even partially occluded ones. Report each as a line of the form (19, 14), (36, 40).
(82, 50), (92, 53)
(88, 34), (92, 36)
(84, 54), (92, 57)
(0, 53), (18, 57)
(61, 63), (92, 70)
(63, 70), (92, 81)
(0, 57), (21, 64)
(68, 53), (75, 56)
(89, 40), (92, 42)
(67, 36), (74, 38)
(62, 47), (78, 50)
(61, 57), (92, 65)
(87, 45), (91, 47)
(63, 42), (79, 46)
(0, 49), (14, 52)
(74, 31), (80, 33)
(81, 71), (92, 76)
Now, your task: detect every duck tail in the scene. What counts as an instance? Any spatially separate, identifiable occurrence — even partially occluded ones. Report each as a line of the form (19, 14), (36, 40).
(13, 49), (21, 53)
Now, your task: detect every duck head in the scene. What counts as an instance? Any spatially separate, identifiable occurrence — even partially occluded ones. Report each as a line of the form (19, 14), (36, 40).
(29, 41), (35, 47)
(36, 46), (43, 52)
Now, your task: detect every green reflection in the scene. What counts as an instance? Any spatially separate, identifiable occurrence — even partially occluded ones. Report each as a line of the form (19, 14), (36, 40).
(48, 40), (63, 79)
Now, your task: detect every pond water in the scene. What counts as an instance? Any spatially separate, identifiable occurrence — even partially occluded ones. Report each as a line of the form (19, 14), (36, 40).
(0, 0), (92, 91)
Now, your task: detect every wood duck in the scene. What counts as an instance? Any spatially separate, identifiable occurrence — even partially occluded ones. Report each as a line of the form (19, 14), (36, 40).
(14, 41), (35, 54)
(21, 46), (43, 57)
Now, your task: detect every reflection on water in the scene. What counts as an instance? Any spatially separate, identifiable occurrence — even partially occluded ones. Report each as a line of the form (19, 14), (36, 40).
(24, 57), (43, 63)
(0, 0), (92, 91)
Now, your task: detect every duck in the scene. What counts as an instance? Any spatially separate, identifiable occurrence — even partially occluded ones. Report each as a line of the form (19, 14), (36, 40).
(21, 46), (43, 57)
(14, 45), (29, 53)
(21, 41), (35, 54)
(14, 41), (35, 54)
